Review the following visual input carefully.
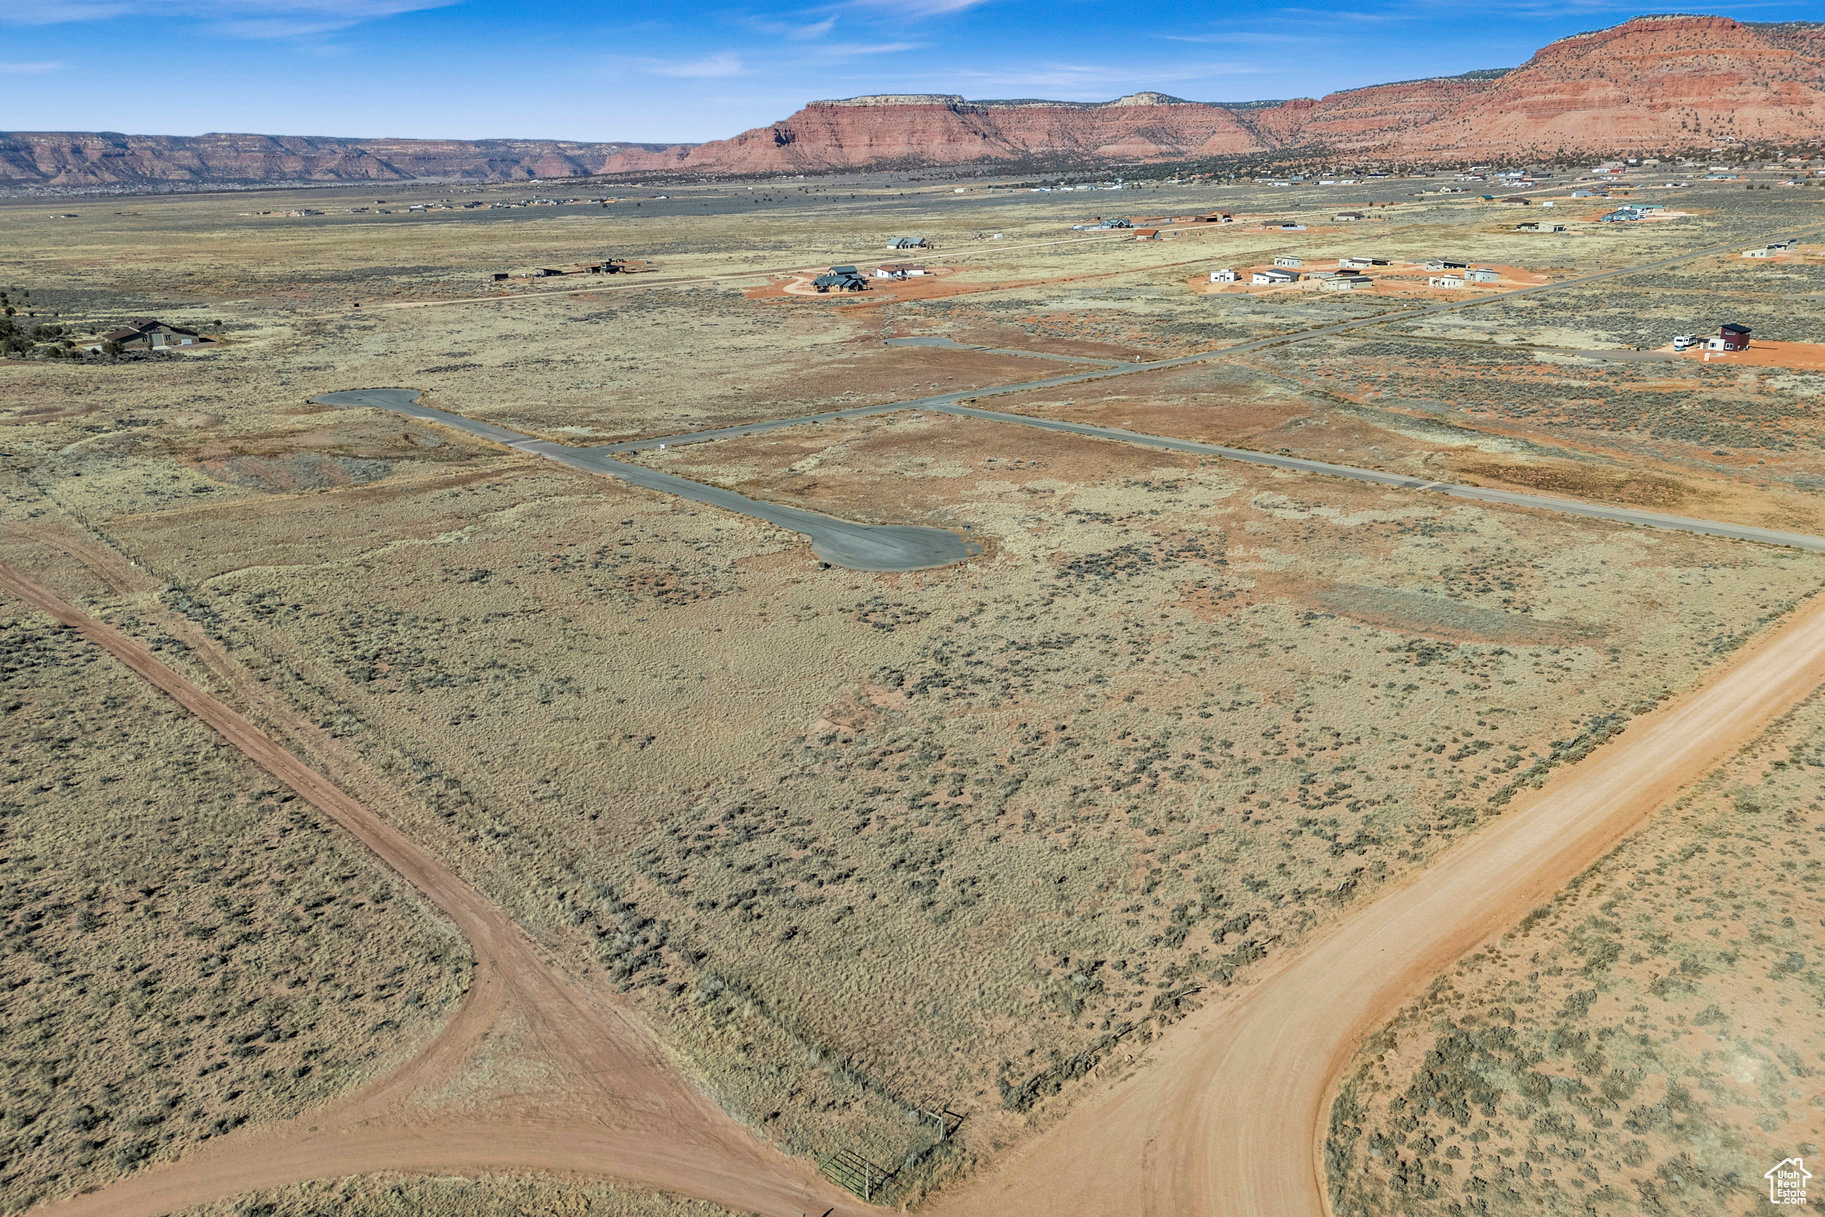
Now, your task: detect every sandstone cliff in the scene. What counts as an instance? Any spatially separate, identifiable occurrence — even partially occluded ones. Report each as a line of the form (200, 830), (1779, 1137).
(5, 15), (1822, 189)
(0, 131), (677, 189)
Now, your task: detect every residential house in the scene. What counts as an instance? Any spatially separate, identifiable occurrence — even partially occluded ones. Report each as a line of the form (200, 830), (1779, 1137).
(1744, 247), (1776, 258)
(1707, 323), (1752, 352)
(1333, 211), (1366, 222)
(1252, 268), (1299, 285)
(1273, 255), (1303, 268)
(1319, 273), (1372, 291)
(887, 236), (930, 249)
(1209, 269), (1239, 283)
(1338, 256), (1388, 270)
(1467, 267), (1500, 283)
(85, 319), (206, 353)
(874, 263), (929, 278)
(1428, 274), (1466, 289)
(812, 266), (869, 293)
(1424, 259), (1467, 272)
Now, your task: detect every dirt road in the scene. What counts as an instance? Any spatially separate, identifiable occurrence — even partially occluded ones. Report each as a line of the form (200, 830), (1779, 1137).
(0, 560), (864, 1217)
(13, 539), (1825, 1217)
(931, 589), (1825, 1217)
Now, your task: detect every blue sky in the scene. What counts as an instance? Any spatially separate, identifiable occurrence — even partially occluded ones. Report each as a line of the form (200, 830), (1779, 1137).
(2, 1), (1818, 143)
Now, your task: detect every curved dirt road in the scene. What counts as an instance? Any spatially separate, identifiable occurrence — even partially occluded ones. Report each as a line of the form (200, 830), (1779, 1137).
(14, 555), (1825, 1217)
(933, 589), (1825, 1217)
(0, 560), (866, 1217)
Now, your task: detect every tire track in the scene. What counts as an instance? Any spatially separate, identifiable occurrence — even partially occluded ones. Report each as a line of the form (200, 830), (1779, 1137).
(1, 561), (863, 1217)
(928, 590), (1825, 1217)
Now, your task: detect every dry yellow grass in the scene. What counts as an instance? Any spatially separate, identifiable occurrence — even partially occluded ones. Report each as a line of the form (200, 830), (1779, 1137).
(0, 589), (468, 1215)
(3, 176), (1822, 1208)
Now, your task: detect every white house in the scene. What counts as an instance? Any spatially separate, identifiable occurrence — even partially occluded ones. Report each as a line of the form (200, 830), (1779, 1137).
(1429, 274), (1466, 289)
(1273, 255), (1303, 268)
(1744, 247), (1775, 258)
(1209, 269), (1238, 283)
(1424, 258), (1467, 272)
(1319, 273), (1372, 291)
(1253, 268), (1299, 285)
(1467, 267), (1500, 283)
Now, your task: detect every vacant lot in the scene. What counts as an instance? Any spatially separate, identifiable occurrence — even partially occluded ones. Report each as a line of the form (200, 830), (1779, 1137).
(1328, 687), (1825, 1217)
(175, 1172), (733, 1217)
(4, 172), (1823, 1206)
(60, 395), (1817, 1188)
(0, 581), (468, 1214)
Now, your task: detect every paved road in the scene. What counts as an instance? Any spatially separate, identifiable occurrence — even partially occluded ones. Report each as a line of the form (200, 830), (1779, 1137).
(579, 223), (1825, 554)
(601, 222), (1825, 435)
(326, 228), (1825, 566)
(312, 389), (979, 572)
(594, 399), (1825, 555)
(885, 334), (1131, 367)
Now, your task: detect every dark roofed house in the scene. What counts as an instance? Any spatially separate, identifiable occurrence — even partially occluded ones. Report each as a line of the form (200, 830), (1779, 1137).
(1718, 323), (1751, 351)
(812, 266), (869, 293)
(887, 236), (930, 249)
(86, 319), (205, 353)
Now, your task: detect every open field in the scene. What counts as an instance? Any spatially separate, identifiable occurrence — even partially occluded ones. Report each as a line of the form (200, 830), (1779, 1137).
(3, 167), (1824, 1215)
(175, 1173), (736, 1217)
(0, 543), (469, 1215)
(1329, 687), (1825, 1217)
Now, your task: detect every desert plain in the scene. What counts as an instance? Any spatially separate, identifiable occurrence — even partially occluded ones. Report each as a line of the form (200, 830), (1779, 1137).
(3, 167), (1825, 1217)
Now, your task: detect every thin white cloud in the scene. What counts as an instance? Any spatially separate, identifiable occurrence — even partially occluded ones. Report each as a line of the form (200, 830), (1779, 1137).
(4, 0), (459, 37)
(651, 52), (747, 78)
(0, 61), (64, 73)
(0, 1), (123, 20)
(845, 0), (994, 15)
(821, 40), (925, 56)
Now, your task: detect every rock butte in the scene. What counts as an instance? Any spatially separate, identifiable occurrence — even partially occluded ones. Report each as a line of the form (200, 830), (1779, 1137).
(5, 16), (1823, 187)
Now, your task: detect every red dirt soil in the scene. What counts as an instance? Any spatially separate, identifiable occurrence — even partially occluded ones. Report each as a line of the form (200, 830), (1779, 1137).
(15, 527), (1825, 1217)
(0, 558), (867, 1217)
(927, 589), (1825, 1217)
(1678, 338), (1825, 370)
